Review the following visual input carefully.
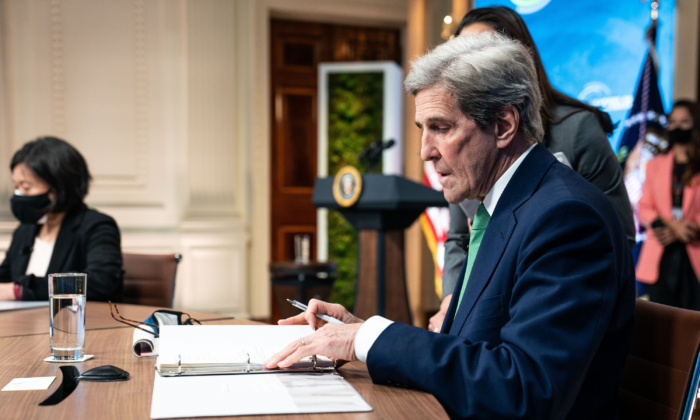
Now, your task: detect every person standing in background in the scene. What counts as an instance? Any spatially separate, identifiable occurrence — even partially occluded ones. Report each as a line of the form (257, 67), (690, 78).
(637, 101), (700, 310)
(0, 137), (123, 302)
(429, 6), (635, 332)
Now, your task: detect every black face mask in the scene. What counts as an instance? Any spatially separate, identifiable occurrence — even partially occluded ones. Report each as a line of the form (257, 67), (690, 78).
(668, 128), (693, 145)
(11, 192), (51, 224)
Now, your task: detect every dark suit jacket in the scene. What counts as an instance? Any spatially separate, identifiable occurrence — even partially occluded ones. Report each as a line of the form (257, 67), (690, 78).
(0, 204), (124, 302)
(367, 145), (636, 419)
(442, 106), (635, 298)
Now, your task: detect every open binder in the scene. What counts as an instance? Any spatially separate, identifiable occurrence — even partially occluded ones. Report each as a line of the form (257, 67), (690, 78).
(156, 355), (335, 377)
(155, 325), (336, 377)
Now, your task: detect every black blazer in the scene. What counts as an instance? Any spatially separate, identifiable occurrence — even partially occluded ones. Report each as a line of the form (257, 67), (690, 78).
(0, 204), (123, 301)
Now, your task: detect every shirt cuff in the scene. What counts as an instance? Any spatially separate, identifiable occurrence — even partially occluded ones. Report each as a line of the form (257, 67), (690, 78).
(354, 316), (394, 363)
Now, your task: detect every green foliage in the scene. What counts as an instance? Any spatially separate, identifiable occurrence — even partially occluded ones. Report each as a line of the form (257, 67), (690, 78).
(327, 72), (384, 310)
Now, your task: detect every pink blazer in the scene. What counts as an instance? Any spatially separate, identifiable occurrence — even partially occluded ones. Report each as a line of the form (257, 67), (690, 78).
(637, 152), (700, 283)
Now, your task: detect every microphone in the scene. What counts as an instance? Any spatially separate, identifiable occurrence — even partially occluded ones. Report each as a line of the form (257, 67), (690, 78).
(21, 246), (33, 255)
(358, 139), (395, 171)
(381, 139), (395, 150)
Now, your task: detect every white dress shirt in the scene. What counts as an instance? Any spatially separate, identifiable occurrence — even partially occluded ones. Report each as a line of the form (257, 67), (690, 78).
(459, 145), (564, 219)
(25, 236), (56, 277)
(354, 143), (537, 363)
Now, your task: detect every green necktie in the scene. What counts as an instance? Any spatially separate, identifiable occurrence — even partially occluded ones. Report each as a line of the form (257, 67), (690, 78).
(454, 203), (491, 318)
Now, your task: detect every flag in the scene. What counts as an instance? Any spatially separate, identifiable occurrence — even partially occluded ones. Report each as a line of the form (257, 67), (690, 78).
(420, 161), (451, 297)
(618, 19), (667, 242)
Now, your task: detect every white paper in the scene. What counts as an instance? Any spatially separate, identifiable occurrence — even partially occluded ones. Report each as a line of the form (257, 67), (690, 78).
(44, 355), (94, 363)
(0, 301), (48, 311)
(133, 312), (189, 358)
(133, 326), (158, 357)
(156, 325), (331, 366)
(150, 372), (372, 419)
(150, 325), (372, 418)
(2, 376), (55, 391)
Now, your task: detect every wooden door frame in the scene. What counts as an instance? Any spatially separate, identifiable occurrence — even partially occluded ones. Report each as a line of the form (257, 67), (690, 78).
(235, 0), (411, 320)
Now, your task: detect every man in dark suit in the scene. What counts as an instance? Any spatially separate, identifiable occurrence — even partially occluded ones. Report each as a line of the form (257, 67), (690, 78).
(266, 32), (635, 419)
(429, 6), (636, 334)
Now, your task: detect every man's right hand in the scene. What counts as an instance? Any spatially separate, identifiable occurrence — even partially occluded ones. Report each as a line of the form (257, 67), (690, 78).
(278, 299), (363, 330)
(428, 294), (452, 333)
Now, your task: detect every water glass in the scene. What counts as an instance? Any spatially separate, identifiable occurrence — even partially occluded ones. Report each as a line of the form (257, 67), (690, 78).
(294, 234), (310, 264)
(48, 273), (87, 360)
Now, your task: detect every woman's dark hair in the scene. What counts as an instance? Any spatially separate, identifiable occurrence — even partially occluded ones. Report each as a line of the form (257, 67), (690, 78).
(668, 100), (700, 185)
(10, 136), (92, 213)
(455, 6), (615, 135)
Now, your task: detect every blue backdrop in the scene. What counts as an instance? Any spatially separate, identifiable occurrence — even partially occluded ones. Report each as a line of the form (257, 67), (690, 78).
(474, 0), (675, 150)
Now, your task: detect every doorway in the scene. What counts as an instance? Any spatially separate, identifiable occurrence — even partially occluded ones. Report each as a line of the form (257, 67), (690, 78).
(269, 19), (401, 321)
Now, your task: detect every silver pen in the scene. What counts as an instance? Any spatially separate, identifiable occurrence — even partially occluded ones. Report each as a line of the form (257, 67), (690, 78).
(286, 299), (345, 325)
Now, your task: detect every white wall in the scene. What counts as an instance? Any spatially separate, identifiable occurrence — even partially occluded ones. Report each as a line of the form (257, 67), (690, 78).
(0, 0), (248, 316)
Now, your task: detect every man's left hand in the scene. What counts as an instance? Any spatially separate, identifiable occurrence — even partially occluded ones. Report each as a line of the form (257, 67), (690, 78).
(264, 322), (363, 369)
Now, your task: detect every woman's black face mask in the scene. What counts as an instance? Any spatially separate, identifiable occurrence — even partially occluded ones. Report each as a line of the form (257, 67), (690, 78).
(10, 191), (51, 224)
(668, 128), (693, 145)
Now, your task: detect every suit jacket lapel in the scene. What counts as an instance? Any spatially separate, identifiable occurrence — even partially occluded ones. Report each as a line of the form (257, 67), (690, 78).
(683, 167), (696, 216)
(659, 152), (695, 218)
(441, 257), (468, 333)
(448, 144), (557, 335)
(658, 153), (673, 218)
(46, 206), (85, 275)
(449, 212), (516, 335)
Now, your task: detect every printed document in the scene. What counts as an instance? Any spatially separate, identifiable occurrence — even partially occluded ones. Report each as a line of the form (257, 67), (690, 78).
(0, 301), (48, 312)
(155, 325), (332, 368)
(150, 372), (371, 418)
(150, 325), (372, 418)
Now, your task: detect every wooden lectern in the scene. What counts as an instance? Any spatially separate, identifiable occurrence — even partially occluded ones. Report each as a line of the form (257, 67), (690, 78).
(313, 174), (448, 324)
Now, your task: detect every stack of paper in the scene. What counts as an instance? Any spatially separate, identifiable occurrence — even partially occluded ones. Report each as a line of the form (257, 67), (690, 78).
(155, 325), (334, 375)
(150, 325), (372, 418)
(0, 301), (48, 311)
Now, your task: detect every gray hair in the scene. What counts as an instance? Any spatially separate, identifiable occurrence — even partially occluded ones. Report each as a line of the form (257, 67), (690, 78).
(405, 32), (544, 143)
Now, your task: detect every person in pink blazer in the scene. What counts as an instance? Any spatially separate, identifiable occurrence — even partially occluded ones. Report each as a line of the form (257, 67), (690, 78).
(638, 100), (700, 309)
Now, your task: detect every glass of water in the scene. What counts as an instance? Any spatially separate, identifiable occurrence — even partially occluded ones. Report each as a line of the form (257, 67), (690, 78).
(48, 273), (87, 360)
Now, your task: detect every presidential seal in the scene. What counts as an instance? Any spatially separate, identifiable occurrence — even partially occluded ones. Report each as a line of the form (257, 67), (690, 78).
(333, 166), (362, 207)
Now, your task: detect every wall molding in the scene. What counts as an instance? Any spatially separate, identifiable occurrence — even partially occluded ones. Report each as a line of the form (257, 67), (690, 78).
(50, 0), (66, 136)
(0, 0), (413, 320)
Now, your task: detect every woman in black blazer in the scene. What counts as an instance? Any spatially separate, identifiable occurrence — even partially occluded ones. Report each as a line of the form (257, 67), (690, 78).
(0, 137), (123, 302)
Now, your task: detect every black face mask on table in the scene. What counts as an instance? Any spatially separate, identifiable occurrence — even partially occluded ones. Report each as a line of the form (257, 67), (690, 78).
(10, 192), (51, 224)
(668, 128), (693, 145)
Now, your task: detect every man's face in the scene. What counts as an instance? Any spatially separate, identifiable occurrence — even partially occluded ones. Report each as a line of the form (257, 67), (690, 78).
(416, 86), (498, 203)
